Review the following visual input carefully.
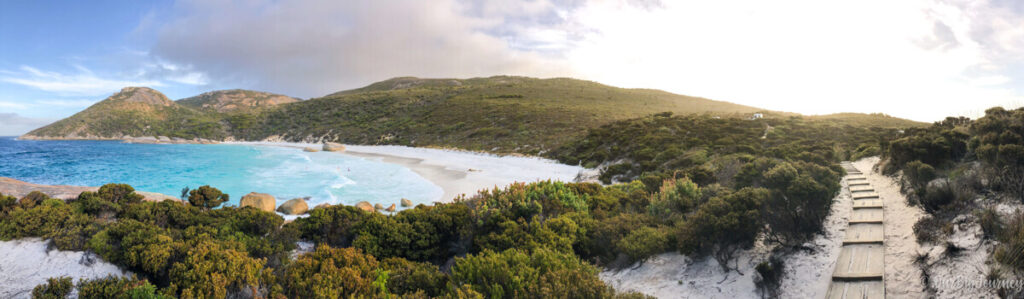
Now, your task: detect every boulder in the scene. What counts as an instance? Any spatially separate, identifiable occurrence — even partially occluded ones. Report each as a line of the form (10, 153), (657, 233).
(277, 198), (309, 215)
(240, 192), (276, 212)
(400, 198), (412, 207)
(323, 142), (346, 152)
(314, 203), (331, 210)
(355, 201), (374, 213)
(303, 147), (320, 152)
(374, 203), (384, 210)
(385, 204), (396, 212)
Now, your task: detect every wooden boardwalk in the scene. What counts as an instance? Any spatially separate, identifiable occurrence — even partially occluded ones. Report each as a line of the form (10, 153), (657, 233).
(826, 162), (885, 299)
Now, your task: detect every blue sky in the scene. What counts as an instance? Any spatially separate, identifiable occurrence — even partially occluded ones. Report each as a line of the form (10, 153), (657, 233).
(2, 0), (1023, 135)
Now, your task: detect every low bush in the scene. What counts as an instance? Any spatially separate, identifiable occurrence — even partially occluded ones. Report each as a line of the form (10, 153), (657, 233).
(31, 277), (73, 299)
(77, 275), (169, 299)
(187, 185), (228, 210)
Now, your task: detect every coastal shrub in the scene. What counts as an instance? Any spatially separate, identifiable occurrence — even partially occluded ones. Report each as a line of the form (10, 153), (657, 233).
(977, 207), (1003, 240)
(51, 213), (104, 251)
(296, 205), (370, 247)
(75, 191), (122, 219)
(0, 192), (18, 215)
(677, 187), (767, 270)
(77, 275), (169, 299)
(168, 239), (265, 299)
(921, 179), (955, 213)
(647, 177), (701, 220)
(615, 226), (668, 262)
(576, 212), (656, 265)
(31, 277), (73, 299)
(282, 245), (385, 299)
(381, 257), (447, 297)
(19, 191), (50, 209)
(97, 183), (144, 205)
(903, 160), (936, 199)
(754, 257), (784, 298)
(996, 214), (1024, 270)
(448, 248), (612, 299)
(187, 185), (229, 210)
(0, 200), (71, 239)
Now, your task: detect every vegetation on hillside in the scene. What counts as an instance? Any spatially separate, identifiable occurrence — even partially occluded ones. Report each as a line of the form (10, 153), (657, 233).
(881, 107), (1024, 295)
(5, 111), (918, 297)
(177, 89), (299, 113)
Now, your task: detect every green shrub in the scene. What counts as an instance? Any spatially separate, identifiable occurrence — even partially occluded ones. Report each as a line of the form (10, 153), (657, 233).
(615, 226), (668, 262)
(19, 191), (50, 209)
(381, 257), (447, 297)
(77, 275), (169, 299)
(448, 248), (612, 299)
(31, 277), (73, 299)
(977, 207), (1003, 240)
(97, 184), (144, 205)
(187, 185), (228, 210)
(282, 245), (385, 298)
(647, 178), (701, 220)
(677, 187), (767, 270)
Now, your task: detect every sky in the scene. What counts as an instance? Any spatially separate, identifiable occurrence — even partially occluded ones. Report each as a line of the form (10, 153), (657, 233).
(1, 0), (1023, 135)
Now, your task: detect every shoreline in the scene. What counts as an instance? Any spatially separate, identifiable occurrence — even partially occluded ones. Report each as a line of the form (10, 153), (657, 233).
(226, 141), (588, 203)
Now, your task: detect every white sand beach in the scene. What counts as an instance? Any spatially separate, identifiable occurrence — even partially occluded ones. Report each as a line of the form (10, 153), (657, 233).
(228, 142), (589, 202)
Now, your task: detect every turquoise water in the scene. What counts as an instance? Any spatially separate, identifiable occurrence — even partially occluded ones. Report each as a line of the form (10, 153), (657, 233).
(0, 137), (443, 209)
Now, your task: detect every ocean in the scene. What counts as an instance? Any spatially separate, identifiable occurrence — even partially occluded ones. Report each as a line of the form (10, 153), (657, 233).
(0, 137), (443, 209)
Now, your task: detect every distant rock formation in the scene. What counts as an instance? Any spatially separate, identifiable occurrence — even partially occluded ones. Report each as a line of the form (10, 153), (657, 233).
(240, 192), (276, 212)
(400, 198), (412, 207)
(177, 89), (299, 113)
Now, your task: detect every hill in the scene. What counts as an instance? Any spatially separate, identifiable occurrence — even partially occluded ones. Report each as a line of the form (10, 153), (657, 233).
(806, 112), (927, 128)
(24, 76), (793, 153)
(228, 76), (787, 154)
(22, 87), (228, 140)
(177, 89), (299, 113)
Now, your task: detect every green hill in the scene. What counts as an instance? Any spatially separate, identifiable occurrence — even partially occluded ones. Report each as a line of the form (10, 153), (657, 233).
(22, 87), (228, 139)
(25, 76), (796, 153)
(228, 76), (786, 153)
(806, 112), (927, 128)
(177, 89), (300, 113)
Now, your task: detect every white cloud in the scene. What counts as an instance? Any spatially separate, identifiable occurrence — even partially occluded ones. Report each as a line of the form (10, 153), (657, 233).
(0, 101), (28, 110)
(149, 0), (572, 98)
(0, 113), (56, 136)
(139, 0), (1024, 121)
(1, 65), (164, 96)
(551, 0), (1024, 121)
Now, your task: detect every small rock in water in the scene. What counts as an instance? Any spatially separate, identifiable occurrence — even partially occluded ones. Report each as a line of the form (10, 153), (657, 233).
(385, 204), (396, 212)
(400, 198), (412, 207)
(322, 142), (346, 152)
(303, 147), (319, 152)
(374, 203), (384, 210)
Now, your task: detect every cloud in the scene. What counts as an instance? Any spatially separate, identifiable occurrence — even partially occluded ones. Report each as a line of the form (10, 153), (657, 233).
(1, 65), (164, 96)
(0, 113), (55, 136)
(0, 101), (29, 110)
(141, 0), (1023, 121)
(149, 0), (574, 98)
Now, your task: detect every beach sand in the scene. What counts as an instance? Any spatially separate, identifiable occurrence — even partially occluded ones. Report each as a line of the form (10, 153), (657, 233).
(230, 142), (587, 203)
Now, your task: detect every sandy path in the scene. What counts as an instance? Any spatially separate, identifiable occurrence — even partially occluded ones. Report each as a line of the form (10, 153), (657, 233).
(0, 239), (127, 299)
(854, 157), (928, 298)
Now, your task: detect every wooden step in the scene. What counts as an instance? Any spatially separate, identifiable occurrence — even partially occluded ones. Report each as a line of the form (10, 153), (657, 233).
(852, 199), (883, 209)
(848, 181), (870, 186)
(844, 223), (884, 244)
(853, 192), (880, 199)
(850, 185), (875, 193)
(847, 176), (867, 181)
(826, 281), (885, 299)
(833, 244), (885, 280)
(850, 208), (884, 224)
